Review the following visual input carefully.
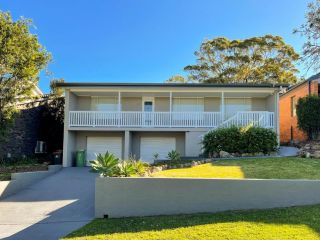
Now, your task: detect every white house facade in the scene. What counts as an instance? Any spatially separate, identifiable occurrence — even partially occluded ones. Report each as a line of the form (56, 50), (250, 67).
(57, 82), (283, 166)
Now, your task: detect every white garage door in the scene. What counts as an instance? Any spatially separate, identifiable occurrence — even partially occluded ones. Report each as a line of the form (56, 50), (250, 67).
(86, 137), (122, 165)
(140, 137), (176, 163)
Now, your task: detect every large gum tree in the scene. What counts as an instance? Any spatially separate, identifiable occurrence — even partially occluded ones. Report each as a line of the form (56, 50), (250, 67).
(184, 35), (299, 84)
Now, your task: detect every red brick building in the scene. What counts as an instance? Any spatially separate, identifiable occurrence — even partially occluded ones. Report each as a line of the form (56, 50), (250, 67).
(279, 74), (320, 144)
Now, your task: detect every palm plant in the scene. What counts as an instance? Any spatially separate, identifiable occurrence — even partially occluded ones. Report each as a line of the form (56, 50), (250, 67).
(90, 152), (119, 177)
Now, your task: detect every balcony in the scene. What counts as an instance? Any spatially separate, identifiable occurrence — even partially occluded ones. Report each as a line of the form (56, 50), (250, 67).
(69, 111), (274, 129)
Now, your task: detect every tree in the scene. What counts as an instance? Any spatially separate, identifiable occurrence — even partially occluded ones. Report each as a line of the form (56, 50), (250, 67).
(0, 12), (51, 140)
(294, 0), (320, 70)
(296, 95), (320, 139)
(165, 75), (189, 83)
(184, 35), (299, 84)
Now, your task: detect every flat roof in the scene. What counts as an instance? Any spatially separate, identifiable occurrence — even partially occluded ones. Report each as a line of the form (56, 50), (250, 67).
(56, 82), (288, 88)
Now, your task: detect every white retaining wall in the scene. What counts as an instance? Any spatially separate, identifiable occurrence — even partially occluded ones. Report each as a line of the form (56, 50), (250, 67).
(96, 177), (320, 218)
(0, 165), (62, 199)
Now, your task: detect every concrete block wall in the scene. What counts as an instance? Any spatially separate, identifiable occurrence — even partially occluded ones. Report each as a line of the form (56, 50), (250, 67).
(96, 177), (320, 218)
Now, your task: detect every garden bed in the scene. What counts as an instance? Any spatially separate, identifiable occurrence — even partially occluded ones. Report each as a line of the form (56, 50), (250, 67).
(0, 164), (48, 181)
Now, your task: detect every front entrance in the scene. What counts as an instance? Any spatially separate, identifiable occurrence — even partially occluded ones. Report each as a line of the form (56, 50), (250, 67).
(143, 97), (154, 126)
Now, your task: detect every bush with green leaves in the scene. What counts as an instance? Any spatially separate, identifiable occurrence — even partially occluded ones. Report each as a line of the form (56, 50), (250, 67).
(90, 151), (147, 177)
(167, 150), (181, 161)
(296, 95), (320, 140)
(202, 126), (243, 155)
(115, 160), (136, 177)
(90, 152), (119, 177)
(242, 126), (278, 154)
(202, 126), (277, 156)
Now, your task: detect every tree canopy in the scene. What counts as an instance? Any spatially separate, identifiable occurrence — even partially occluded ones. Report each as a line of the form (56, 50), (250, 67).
(294, 0), (320, 71)
(0, 11), (51, 139)
(184, 35), (299, 84)
(165, 75), (188, 83)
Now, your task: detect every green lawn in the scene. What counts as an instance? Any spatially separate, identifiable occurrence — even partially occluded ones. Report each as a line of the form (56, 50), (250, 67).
(63, 204), (320, 240)
(152, 157), (320, 179)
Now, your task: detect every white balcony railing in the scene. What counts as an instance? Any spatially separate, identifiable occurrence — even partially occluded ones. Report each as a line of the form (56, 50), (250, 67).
(69, 111), (222, 128)
(69, 111), (275, 129)
(219, 111), (274, 129)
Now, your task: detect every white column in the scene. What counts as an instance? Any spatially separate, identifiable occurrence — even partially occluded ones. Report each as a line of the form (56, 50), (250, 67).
(169, 91), (172, 127)
(124, 131), (131, 159)
(221, 92), (225, 122)
(118, 92), (121, 127)
(63, 90), (77, 167)
(275, 92), (280, 145)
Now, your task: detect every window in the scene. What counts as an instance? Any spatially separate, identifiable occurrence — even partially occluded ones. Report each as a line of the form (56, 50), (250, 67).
(291, 96), (297, 117)
(172, 98), (204, 112)
(91, 97), (118, 111)
(225, 98), (252, 118)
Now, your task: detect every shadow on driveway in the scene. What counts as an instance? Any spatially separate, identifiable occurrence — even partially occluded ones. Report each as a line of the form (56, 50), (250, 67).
(0, 167), (97, 240)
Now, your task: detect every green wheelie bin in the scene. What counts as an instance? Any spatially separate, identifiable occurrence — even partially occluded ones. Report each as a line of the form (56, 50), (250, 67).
(76, 150), (86, 167)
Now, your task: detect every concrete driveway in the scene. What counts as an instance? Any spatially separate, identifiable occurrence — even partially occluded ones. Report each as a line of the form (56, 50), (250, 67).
(0, 167), (97, 240)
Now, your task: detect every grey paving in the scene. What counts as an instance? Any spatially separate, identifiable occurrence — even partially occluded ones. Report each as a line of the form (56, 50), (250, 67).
(0, 167), (97, 240)
(278, 146), (299, 157)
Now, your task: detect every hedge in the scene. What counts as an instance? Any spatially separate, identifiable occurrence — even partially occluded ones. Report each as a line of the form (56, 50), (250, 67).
(202, 126), (278, 156)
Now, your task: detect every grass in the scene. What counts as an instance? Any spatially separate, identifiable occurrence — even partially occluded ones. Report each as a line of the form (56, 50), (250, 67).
(152, 157), (320, 179)
(63, 204), (320, 240)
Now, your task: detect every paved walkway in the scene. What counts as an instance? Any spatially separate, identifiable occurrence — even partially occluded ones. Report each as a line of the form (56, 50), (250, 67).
(278, 146), (299, 157)
(0, 167), (97, 240)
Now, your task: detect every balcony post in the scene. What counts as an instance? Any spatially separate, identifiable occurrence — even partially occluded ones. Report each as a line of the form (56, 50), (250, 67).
(221, 92), (225, 122)
(118, 92), (121, 127)
(169, 91), (172, 127)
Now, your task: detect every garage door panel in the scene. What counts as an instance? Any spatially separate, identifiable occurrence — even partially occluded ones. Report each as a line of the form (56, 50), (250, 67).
(140, 137), (176, 163)
(86, 137), (122, 165)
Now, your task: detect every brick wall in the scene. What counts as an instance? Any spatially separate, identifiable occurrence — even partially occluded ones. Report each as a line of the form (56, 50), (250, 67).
(279, 80), (318, 144)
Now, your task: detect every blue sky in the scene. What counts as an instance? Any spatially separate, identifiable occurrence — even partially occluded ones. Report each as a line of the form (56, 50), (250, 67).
(1, 0), (312, 93)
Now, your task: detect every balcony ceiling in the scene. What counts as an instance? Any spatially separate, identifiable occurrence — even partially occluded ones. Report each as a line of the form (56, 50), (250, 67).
(73, 91), (272, 98)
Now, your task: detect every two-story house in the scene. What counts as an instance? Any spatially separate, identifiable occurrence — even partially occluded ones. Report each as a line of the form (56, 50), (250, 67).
(57, 82), (283, 166)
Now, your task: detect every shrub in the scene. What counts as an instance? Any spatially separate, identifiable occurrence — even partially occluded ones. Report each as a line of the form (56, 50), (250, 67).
(90, 152), (119, 177)
(202, 126), (278, 155)
(296, 95), (320, 139)
(167, 150), (181, 161)
(153, 153), (159, 161)
(115, 160), (136, 177)
(202, 126), (243, 155)
(90, 152), (147, 177)
(242, 127), (278, 154)
(128, 155), (148, 176)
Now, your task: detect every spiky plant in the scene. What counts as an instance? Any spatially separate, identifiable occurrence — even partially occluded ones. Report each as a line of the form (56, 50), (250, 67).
(115, 160), (136, 177)
(90, 151), (119, 177)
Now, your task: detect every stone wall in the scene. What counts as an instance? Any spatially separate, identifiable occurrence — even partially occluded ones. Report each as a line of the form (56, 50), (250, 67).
(0, 101), (45, 160)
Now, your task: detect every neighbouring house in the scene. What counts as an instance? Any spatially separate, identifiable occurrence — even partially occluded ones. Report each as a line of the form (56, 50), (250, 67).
(0, 86), (46, 159)
(57, 82), (284, 166)
(279, 73), (320, 144)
